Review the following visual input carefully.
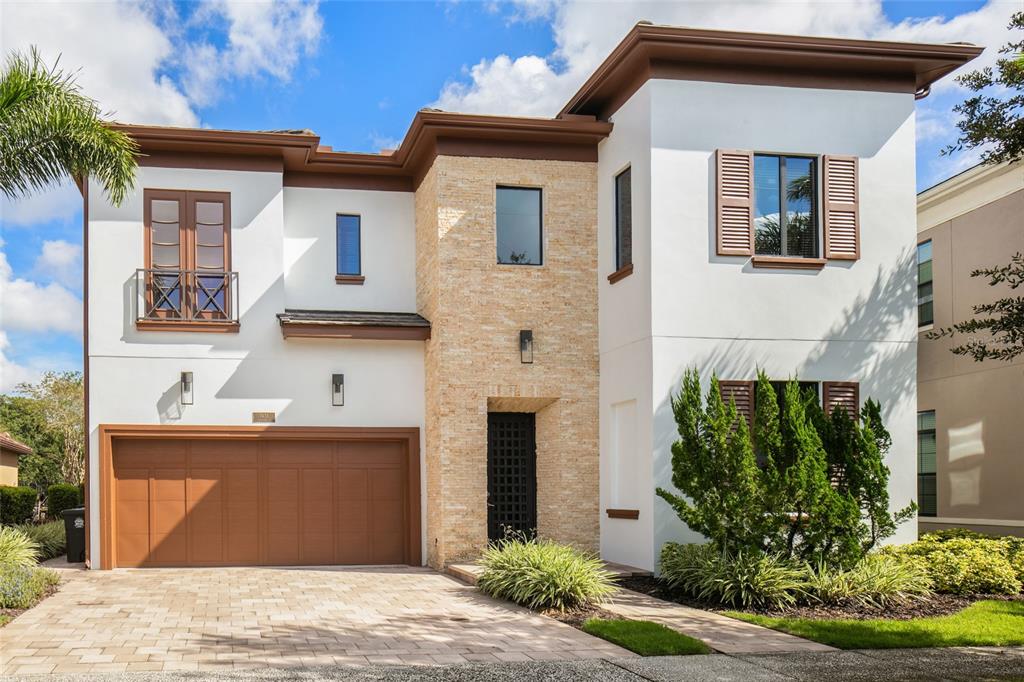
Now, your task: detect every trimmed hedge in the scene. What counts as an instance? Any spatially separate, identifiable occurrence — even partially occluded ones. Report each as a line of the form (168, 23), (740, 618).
(47, 483), (81, 519)
(882, 530), (1024, 595)
(0, 485), (37, 524)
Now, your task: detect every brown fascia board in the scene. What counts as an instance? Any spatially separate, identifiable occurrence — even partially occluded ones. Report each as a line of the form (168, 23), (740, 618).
(111, 111), (612, 191)
(559, 23), (984, 119)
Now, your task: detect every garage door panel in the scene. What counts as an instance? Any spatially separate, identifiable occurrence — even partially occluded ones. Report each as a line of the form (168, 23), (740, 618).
(113, 434), (412, 567)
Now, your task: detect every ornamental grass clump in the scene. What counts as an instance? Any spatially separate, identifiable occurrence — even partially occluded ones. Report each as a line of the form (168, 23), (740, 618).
(660, 542), (807, 610)
(477, 537), (616, 612)
(805, 554), (932, 608)
(14, 520), (66, 561)
(0, 526), (39, 568)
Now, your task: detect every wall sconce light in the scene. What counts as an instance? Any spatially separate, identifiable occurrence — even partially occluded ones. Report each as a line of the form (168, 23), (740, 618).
(180, 371), (194, 405)
(332, 373), (345, 406)
(519, 330), (533, 364)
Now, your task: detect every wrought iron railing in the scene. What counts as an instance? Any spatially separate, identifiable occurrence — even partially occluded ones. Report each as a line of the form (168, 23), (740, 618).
(135, 269), (239, 324)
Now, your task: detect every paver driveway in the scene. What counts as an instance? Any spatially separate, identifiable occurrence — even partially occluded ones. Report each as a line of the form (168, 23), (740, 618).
(1, 565), (630, 675)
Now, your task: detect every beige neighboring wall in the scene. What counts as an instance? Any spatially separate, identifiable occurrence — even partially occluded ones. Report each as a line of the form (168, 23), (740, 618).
(0, 432), (32, 486)
(416, 155), (600, 567)
(917, 161), (1024, 535)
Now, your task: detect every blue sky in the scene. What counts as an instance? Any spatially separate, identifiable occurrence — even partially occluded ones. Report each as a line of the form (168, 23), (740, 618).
(0, 0), (1017, 389)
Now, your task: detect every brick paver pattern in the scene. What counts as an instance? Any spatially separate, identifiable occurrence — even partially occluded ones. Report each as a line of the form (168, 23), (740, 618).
(1, 566), (631, 675)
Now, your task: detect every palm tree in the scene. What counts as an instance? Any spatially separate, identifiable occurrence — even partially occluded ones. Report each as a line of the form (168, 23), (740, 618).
(0, 47), (137, 205)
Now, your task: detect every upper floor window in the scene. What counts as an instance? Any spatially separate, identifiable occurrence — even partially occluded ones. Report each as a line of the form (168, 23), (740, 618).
(918, 410), (937, 517)
(336, 214), (363, 283)
(614, 167), (632, 271)
(754, 154), (818, 258)
(139, 189), (236, 329)
(496, 186), (542, 265)
(918, 240), (934, 327)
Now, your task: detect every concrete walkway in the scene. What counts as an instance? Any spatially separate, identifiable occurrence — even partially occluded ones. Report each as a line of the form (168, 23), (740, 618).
(603, 588), (834, 654)
(7, 647), (1024, 680)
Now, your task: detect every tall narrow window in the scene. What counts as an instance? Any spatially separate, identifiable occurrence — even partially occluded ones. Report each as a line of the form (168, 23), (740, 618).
(614, 167), (632, 271)
(336, 214), (361, 277)
(918, 240), (934, 327)
(496, 187), (542, 265)
(918, 410), (937, 517)
(754, 154), (818, 258)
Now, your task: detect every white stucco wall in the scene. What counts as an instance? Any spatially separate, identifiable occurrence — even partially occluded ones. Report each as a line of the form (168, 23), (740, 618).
(86, 167), (426, 565)
(600, 79), (919, 571)
(282, 187), (416, 312)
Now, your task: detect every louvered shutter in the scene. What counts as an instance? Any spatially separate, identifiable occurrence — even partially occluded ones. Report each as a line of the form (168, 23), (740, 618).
(716, 150), (754, 256)
(823, 156), (860, 260)
(719, 380), (755, 428)
(823, 382), (859, 419)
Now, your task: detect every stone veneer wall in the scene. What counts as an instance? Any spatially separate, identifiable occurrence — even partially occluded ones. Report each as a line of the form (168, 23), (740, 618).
(415, 155), (600, 568)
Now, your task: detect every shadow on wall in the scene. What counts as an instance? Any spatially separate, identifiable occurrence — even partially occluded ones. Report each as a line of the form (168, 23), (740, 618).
(652, 248), (918, 547)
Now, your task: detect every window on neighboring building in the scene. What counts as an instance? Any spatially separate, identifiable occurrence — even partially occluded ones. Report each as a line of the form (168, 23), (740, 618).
(754, 154), (818, 258)
(496, 186), (542, 265)
(615, 167), (632, 271)
(336, 214), (361, 277)
(918, 240), (934, 327)
(918, 410), (937, 517)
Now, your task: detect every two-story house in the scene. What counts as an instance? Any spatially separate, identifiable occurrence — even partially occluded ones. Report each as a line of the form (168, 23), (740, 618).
(80, 24), (980, 570)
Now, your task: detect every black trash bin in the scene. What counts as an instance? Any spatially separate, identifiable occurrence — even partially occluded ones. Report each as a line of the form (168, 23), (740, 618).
(61, 507), (86, 563)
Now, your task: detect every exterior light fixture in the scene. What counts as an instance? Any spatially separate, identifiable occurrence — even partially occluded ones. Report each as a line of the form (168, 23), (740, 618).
(332, 373), (345, 406)
(519, 330), (534, 364)
(180, 371), (194, 405)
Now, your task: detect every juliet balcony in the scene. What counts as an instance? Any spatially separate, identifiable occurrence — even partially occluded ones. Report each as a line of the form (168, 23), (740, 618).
(134, 268), (240, 332)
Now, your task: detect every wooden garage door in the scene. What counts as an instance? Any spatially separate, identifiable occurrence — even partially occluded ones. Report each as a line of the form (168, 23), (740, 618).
(113, 437), (413, 568)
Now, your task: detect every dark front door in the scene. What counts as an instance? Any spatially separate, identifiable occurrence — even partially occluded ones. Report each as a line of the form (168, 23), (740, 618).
(486, 412), (537, 542)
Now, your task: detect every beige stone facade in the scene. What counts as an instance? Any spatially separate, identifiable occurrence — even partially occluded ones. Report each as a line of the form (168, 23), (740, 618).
(415, 155), (600, 567)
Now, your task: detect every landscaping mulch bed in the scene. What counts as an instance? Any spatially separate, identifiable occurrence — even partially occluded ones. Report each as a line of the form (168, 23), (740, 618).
(544, 603), (625, 629)
(619, 575), (1024, 621)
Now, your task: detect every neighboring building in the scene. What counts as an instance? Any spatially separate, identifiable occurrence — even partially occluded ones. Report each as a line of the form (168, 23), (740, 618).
(916, 161), (1024, 537)
(0, 432), (31, 486)
(80, 24), (980, 570)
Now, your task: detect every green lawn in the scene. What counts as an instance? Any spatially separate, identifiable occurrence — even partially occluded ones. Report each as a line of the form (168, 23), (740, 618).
(727, 600), (1024, 649)
(582, 618), (711, 656)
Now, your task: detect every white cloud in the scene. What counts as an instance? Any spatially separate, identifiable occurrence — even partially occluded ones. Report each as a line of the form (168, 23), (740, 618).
(0, 249), (82, 336)
(432, 0), (1018, 117)
(0, 331), (79, 393)
(0, 181), (82, 228)
(33, 240), (84, 289)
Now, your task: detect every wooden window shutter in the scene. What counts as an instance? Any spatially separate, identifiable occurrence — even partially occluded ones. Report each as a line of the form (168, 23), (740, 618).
(823, 156), (860, 260)
(823, 382), (859, 419)
(719, 380), (755, 428)
(716, 150), (754, 256)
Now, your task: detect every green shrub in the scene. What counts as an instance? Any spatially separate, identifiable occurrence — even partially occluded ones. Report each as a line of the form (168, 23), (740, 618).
(884, 535), (1023, 595)
(14, 521), (66, 561)
(0, 526), (39, 567)
(0, 564), (59, 609)
(477, 537), (616, 611)
(806, 554), (932, 608)
(46, 483), (80, 519)
(0, 485), (37, 524)
(660, 542), (807, 610)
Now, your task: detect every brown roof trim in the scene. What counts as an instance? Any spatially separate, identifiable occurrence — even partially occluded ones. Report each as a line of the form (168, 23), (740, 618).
(112, 111), (612, 190)
(0, 432), (33, 455)
(559, 23), (984, 119)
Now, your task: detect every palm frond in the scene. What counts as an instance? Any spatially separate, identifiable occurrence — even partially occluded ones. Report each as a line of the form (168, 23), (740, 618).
(0, 47), (137, 205)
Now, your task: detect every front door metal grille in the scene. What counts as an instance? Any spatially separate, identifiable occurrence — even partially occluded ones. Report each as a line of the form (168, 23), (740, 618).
(487, 412), (537, 542)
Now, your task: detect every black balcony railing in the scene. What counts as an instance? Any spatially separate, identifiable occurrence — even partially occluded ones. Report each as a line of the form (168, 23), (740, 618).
(135, 269), (239, 324)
